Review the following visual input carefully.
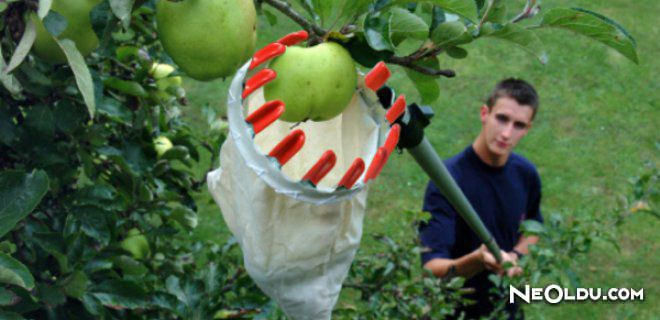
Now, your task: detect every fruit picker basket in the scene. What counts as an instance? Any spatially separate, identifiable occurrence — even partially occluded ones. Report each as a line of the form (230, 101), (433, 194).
(207, 31), (406, 319)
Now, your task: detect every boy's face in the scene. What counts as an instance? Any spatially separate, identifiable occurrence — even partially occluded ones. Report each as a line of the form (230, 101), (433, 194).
(480, 96), (534, 158)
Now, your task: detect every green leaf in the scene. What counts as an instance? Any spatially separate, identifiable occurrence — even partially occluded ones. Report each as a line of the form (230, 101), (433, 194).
(74, 206), (113, 245)
(104, 77), (148, 98)
(428, 0), (478, 23)
(43, 10), (67, 37)
(38, 0), (53, 19)
(62, 270), (89, 298)
(109, 0), (134, 29)
(405, 57), (440, 104)
(430, 21), (472, 48)
(540, 7), (638, 64)
(0, 46), (23, 97)
(0, 310), (24, 320)
(0, 287), (16, 306)
(481, 23), (547, 64)
(0, 253), (35, 290)
(364, 13), (394, 51)
(4, 19), (37, 74)
(520, 219), (546, 235)
(481, 0), (507, 23)
(388, 8), (429, 46)
(0, 170), (49, 238)
(344, 32), (394, 68)
(55, 39), (96, 118)
(310, 0), (371, 30)
(445, 46), (468, 59)
(169, 204), (198, 230)
(36, 283), (66, 307)
(90, 280), (148, 309)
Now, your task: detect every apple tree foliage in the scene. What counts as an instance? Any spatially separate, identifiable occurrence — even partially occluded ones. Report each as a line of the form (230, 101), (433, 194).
(0, 0), (648, 319)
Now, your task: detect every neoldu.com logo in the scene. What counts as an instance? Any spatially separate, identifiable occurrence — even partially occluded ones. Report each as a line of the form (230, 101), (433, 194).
(510, 284), (644, 304)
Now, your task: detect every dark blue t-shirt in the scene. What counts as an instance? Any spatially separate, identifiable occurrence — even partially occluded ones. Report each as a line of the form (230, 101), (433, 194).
(419, 145), (542, 319)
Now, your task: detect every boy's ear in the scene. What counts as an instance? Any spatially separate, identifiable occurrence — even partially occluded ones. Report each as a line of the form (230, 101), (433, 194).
(480, 105), (489, 122)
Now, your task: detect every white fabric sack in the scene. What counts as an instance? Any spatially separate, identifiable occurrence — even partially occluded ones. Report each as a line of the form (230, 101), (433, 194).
(207, 65), (388, 319)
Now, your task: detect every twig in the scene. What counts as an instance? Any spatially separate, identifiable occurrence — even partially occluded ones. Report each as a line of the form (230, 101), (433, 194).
(511, 0), (539, 23)
(262, 0), (327, 40)
(386, 55), (455, 78)
(478, 0), (495, 32)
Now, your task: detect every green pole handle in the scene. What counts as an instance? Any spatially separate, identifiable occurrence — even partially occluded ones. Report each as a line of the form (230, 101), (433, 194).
(408, 137), (503, 262)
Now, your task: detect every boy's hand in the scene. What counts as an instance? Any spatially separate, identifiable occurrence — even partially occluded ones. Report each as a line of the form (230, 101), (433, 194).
(477, 244), (522, 277)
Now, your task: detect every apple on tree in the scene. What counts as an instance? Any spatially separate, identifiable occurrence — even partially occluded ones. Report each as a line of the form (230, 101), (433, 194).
(156, 0), (257, 81)
(31, 0), (102, 64)
(153, 136), (173, 157)
(120, 228), (151, 260)
(264, 42), (357, 123)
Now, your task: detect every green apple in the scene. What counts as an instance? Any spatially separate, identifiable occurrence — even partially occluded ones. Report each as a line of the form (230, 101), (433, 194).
(153, 136), (173, 157)
(264, 42), (357, 122)
(120, 228), (150, 260)
(31, 0), (101, 64)
(149, 63), (176, 79)
(156, 0), (257, 81)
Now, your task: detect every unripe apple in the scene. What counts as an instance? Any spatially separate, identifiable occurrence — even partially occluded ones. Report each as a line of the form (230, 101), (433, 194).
(153, 136), (173, 157)
(31, 0), (101, 64)
(149, 63), (176, 79)
(264, 42), (357, 122)
(120, 228), (150, 260)
(156, 0), (257, 81)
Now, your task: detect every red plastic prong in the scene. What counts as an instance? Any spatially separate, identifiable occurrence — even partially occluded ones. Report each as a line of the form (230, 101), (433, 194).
(302, 150), (337, 186)
(277, 31), (309, 46)
(249, 43), (286, 70)
(242, 68), (276, 99)
(386, 95), (406, 124)
(364, 147), (389, 183)
(337, 158), (365, 189)
(268, 129), (305, 166)
(245, 100), (285, 134)
(364, 62), (391, 92)
(383, 124), (401, 154)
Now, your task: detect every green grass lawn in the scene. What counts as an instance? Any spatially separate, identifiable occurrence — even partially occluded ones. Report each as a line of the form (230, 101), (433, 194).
(182, 0), (658, 318)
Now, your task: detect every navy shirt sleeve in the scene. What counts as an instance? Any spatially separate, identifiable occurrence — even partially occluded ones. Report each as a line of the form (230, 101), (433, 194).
(419, 181), (457, 265)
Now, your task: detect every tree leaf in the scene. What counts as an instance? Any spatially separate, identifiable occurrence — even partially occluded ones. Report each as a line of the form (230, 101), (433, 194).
(540, 7), (638, 64)
(37, 0), (53, 18)
(0, 253), (35, 290)
(310, 0), (371, 30)
(55, 39), (96, 118)
(445, 46), (468, 59)
(430, 20), (472, 48)
(109, 0), (134, 29)
(480, 0), (507, 23)
(428, 0), (478, 23)
(104, 77), (148, 98)
(364, 13), (394, 51)
(388, 8), (428, 46)
(4, 19), (37, 74)
(520, 219), (546, 235)
(481, 23), (547, 64)
(344, 32), (393, 68)
(0, 46), (23, 97)
(0, 310), (24, 320)
(405, 57), (440, 104)
(62, 270), (89, 298)
(43, 10), (67, 37)
(90, 280), (148, 309)
(0, 170), (49, 238)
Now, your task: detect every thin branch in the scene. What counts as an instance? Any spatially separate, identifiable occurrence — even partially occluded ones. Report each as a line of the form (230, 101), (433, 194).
(386, 55), (455, 78)
(511, 0), (539, 23)
(262, 0), (327, 40)
(477, 0), (495, 31)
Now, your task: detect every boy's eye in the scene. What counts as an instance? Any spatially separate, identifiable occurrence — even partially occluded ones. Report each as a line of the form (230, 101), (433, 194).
(495, 114), (509, 123)
(514, 122), (528, 130)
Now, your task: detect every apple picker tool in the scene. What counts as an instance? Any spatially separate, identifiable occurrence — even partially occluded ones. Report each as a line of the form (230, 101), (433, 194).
(208, 31), (501, 320)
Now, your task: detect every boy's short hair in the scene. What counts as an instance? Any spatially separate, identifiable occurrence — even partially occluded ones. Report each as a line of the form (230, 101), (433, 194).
(486, 78), (539, 119)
